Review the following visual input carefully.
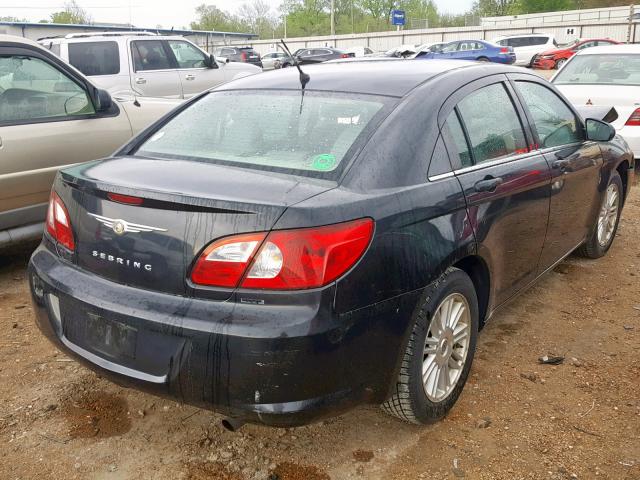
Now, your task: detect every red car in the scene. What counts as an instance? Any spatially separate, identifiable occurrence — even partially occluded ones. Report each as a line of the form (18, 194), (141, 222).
(533, 38), (620, 70)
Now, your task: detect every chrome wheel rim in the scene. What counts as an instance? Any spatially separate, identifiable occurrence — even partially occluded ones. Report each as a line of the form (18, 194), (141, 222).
(422, 293), (471, 403)
(597, 184), (619, 247)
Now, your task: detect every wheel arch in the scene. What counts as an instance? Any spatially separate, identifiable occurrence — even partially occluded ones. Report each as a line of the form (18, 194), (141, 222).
(453, 255), (491, 328)
(615, 159), (630, 204)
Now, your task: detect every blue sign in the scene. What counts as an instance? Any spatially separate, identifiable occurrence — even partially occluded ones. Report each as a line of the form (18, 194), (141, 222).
(391, 9), (406, 26)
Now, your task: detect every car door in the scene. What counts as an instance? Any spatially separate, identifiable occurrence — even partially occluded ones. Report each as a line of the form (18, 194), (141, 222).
(166, 39), (223, 98)
(509, 75), (603, 273)
(129, 39), (182, 98)
(441, 77), (551, 306)
(0, 48), (132, 228)
(437, 42), (460, 60)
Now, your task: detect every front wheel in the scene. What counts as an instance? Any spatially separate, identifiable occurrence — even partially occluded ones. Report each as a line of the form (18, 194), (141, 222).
(577, 171), (623, 259)
(382, 267), (479, 424)
(555, 58), (567, 69)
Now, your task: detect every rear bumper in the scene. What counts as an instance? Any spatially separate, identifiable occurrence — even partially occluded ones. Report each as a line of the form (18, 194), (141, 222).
(617, 125), (640, 160)
(28, 245), (418, 426)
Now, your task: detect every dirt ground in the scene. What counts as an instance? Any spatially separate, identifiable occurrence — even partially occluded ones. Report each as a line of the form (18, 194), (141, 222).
(1, 187), (639, 480)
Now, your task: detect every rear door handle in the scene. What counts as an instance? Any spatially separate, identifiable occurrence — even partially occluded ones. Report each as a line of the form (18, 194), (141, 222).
(185, 74), (196, 81)
(135, 77), (146, 85)
(474, 176), (503, 193)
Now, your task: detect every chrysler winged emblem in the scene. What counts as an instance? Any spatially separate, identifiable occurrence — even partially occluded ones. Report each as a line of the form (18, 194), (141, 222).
(88, 213), (167, 235)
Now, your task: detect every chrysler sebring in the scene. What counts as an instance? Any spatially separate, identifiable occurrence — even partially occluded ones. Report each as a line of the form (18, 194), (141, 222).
(29, 60), (634, 428)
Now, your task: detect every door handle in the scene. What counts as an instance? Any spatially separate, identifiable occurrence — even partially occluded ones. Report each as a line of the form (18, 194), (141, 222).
(474, 176), (503, 193)
(552, 159), (570, 172)
(185, 74), (196, 81)
(135, 77), (146, 85)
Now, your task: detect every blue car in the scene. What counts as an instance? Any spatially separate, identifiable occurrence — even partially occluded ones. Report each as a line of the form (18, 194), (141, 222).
(417, 39), (516, 64)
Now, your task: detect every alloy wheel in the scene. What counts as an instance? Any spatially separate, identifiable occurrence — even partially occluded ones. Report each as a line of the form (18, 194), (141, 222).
(422, 293), (471, 402)
(597, 183), (620, 247)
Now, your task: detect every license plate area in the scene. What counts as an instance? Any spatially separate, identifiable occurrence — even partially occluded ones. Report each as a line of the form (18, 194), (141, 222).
(65, 312), (137, 360)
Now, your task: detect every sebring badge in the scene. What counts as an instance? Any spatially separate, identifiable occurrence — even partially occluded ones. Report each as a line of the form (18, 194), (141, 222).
(88, 213), (167, 235)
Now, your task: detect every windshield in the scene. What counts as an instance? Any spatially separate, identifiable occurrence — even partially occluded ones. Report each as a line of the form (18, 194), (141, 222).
(136, 90), (388, 177)
(554, 54), (640, 86)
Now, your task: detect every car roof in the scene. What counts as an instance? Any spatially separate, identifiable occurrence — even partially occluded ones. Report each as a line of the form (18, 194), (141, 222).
(0, 34), (42, 49)
(575, 43), (640, 55)
(495, 33), (552, 39)
(216, 59), (513, 97)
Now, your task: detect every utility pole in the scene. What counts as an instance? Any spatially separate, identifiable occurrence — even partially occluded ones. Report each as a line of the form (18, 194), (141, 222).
(284, 13), (287, 39)
(331, 0), (335, 36)
(628, 4), (634, 44)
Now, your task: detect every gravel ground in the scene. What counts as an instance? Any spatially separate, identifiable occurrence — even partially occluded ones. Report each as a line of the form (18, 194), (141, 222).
(0, 138), (638, 480)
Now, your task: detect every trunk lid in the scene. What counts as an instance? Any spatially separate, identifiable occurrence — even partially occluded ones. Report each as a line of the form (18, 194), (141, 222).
(59, 156), (334, 297)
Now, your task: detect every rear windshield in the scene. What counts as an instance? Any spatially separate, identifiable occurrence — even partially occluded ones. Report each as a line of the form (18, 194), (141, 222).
(135, 90), (389, 177)
(554, 54), (640, 86)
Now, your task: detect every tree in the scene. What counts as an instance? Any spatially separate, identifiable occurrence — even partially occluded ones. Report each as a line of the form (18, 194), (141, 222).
(190, 4), (246, 32)
(237, 0), (278, 38)
(50, 0), (92, 24)
(0, 16), (28, 22)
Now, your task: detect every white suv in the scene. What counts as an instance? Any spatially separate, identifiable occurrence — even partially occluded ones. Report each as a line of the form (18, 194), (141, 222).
(492, 34), (557, 67)
(40, 32), (261, 99)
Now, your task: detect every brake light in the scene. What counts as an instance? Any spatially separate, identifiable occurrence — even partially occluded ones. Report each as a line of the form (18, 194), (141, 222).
(107, 192), (143, 205)
(46, 191), (75, 251)
(241, 51), (247, 61)
(341, 53), (350, 58)
(626, 108), (640, 126)
(500, 47), (509, 54)
(190, 218), (374, 290)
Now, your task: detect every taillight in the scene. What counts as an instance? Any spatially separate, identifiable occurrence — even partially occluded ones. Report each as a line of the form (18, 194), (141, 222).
(341, 53), (349, 58)
(626, 108), (640, 126)
(241, 51), (247, 61)
(46, 191), (75, 251)
(190, 218), (374, 290)
(500, 47), (509, 54)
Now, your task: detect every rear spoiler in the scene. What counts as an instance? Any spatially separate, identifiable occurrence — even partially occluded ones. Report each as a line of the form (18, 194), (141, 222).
(575, 105), (618, 124)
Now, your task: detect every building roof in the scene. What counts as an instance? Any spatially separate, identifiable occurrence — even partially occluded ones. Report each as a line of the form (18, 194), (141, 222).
(0, 21), (257, 39)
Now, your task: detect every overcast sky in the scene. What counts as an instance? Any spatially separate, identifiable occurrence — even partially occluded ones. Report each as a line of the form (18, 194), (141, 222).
(2, 0), (474, 29)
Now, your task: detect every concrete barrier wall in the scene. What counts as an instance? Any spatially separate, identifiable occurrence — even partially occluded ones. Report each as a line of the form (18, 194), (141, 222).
(229, 20), (639, 56)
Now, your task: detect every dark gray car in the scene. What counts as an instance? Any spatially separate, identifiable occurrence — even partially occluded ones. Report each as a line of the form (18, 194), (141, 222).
(214, 46), (262, 68)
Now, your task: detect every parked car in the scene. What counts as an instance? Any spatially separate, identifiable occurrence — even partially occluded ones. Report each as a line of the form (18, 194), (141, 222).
(418, 40), (516, 64)
(0, 35), (181, 249)
(493, 33), (557, 66)
(39, 33), (260, 99)
(213, 46), (263, 68)
(374, 44), (419, 58)
(29, 59), (633, 429)
(413, 42), (447, 58)
(292, 47), (354, 65)
(344, 46), (375, 57)
(552, 44), (640, 160)
(261, 51), (291, 70)
(533, 38), (620, 70)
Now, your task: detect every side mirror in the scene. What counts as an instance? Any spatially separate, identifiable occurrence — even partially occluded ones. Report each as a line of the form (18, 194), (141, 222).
(205, 54), (218, 69)
(95, 88), (113, 113)
(585, 118), (616, 142)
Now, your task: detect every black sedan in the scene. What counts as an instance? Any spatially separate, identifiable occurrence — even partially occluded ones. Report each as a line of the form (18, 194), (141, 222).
(292, 46), (354, 65)
(29, 60), (634, 428)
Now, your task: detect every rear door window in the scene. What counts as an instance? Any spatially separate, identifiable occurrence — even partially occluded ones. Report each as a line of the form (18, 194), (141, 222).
(456, 83), (528, 164)
(131, 40), (173, 71)
(68, 41), (120, 76)
(515, 81), (584, 148)
(443, 112), (472, 168)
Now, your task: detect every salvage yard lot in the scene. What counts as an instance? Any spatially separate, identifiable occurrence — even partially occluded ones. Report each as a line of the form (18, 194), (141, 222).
(0, 182), (637, 480)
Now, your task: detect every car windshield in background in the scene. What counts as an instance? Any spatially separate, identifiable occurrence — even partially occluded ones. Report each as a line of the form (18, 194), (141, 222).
(554, 54), (640, 85)
(136, 90), (387, 176)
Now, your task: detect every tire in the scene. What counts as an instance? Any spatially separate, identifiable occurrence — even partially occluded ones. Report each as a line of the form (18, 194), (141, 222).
(529, 55), (537, 68)
(477, 56), (490, 62)
(576, 171), (623, 259)
(381, 267), (479, 425)
(555, 58), (566, 70)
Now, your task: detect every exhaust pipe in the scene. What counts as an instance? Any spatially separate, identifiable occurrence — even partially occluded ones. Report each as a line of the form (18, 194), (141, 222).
(221, 417), (245, 432)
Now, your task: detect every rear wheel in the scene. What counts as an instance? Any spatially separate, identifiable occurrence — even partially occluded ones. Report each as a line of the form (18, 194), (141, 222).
(577, 171), (623, 259)
(477, 56), (490, 62)
(555, 58), (567, 69)
(381, 267), (479, 424)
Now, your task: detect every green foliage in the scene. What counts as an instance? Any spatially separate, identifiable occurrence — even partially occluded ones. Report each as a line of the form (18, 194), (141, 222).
(49, 0), (92, 24)
(0, 16), (28, 22)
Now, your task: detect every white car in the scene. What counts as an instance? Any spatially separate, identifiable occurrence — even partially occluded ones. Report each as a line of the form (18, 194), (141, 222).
(493, 33), (557, 66)
(552, 44), (640, 159)
(345, 46), (375, 57)
(39, 32), (260, 99)
(261, 51), (290, 70)
(0, 35), (181, 248)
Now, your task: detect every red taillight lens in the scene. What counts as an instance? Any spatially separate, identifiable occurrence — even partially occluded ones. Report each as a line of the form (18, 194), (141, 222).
(500, 47), (509, 54)
(46, 191), (75, 251)
(626, 108), (640, 126)
(341, 53), (349, 58)
(190, 218), (374, 290)
(241, 52), (247, 61)
(107, 192), (143, 205)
